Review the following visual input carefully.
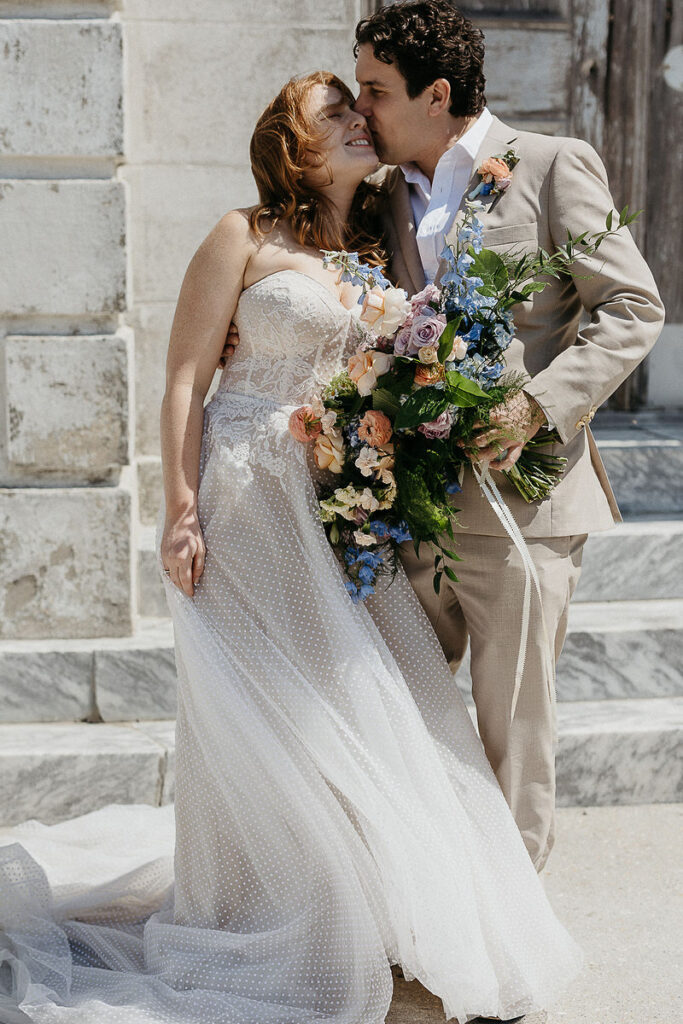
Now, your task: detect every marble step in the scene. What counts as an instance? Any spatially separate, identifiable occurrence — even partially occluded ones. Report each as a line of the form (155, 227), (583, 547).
(592, 413), (683, 515)
(574, 516), (683, 602)
(138, 514), (683, 624)
(2, 600), (682, 724)
(1, 699), (680, 827)
(457, 599), (683, 702)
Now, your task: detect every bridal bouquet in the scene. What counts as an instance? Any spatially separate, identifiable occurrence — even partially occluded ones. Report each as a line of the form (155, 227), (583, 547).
(289, 201), (638, 602)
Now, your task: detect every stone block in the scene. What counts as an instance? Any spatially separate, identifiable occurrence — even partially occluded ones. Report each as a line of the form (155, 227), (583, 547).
(0, 722), (164, 826)
(124, 20), (357, 164)
(129, 303), (173, 455)
(456, 599), (683, 703)
(0, 618), (174, 723)
(0, 19), (123, 157)
(557, 599), (683, 700)
(647, 323), (683, 409)
(0, 487), (132, 639)
(0, 180), (126, 316)
(3, 331), (131, 480)
(95, 643), (177, 720)
(0, 647), (93, 723)
(575, 518), (683, 602)
(137, 455), (163, 525)
(594, 417), (683, 514)
(555, 697), (683, 806)
(122, 164), (255, 304)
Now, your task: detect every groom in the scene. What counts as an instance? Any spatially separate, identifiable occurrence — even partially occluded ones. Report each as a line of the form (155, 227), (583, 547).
(353, 1), (664, 873)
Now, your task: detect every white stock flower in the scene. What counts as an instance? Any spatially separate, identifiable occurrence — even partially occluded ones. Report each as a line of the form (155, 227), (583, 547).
(353, 530), (378, 547)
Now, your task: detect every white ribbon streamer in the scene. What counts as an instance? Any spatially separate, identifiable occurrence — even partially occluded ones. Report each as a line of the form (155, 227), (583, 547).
(472, 463), (558, 748)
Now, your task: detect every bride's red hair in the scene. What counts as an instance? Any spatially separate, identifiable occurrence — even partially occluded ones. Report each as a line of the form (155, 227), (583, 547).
(248, 71), (385, 265)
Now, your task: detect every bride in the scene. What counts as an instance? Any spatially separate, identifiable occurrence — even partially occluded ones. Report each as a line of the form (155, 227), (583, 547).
(0, 72), (582, 1024)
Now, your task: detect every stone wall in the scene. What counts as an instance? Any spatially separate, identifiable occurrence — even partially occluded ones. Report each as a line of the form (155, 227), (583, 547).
(0, 0), (363, 638)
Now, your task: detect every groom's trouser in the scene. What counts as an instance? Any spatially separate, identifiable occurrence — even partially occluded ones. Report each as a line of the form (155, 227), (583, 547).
(400, 531), (587, 873)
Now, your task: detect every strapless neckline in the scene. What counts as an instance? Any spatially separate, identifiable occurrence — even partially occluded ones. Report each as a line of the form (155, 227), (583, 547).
(240, 268), (355, 319)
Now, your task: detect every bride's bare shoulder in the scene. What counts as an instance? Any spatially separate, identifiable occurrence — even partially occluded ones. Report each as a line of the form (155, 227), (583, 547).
(201, 207), (259, 255)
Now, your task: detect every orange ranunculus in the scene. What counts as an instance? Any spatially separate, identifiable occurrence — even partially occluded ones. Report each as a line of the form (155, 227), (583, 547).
(479, 157), (510, 182)
(414, 363), (445, 387)
(288, 405), (322, 443)
(358, 410), (393, 448)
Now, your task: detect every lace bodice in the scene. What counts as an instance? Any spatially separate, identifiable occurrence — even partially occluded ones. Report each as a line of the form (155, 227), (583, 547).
(202, 270), (367, 478)
(213, 270), (365, 406)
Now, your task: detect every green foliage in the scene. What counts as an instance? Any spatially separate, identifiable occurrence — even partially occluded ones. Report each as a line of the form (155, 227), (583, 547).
(371, 387), (401, 417)
(469, 248), (509, 292)
(394, 388), (451, 430)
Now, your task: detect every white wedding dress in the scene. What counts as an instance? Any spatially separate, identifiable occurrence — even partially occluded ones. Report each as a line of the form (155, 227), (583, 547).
(0, 270), (582, 1024)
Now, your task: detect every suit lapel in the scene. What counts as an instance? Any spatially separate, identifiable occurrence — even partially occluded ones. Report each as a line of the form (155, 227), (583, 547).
(436, 115), (519, 283)
(385, 169), (426, 296)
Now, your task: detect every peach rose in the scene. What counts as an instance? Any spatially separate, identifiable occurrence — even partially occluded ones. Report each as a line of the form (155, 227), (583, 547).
(414, 363), (445, 387)
(314, 429), (345, 474)
(288, 405), (322, 443)
(347, 349), (394, 397)
(360, 285), (412, 338)
(358, 410), (393, 448)
(479, 157), (510, 182)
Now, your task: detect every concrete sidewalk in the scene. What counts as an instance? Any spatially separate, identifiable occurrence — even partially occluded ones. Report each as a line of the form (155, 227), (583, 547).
(387, 804), (683, 1024)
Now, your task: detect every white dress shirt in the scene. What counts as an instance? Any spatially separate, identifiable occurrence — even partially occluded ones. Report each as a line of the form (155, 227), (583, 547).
(400, 106), (493, 283)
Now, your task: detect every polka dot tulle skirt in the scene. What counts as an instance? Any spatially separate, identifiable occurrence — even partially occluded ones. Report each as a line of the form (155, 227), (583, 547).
(0, 273), (582, 1023)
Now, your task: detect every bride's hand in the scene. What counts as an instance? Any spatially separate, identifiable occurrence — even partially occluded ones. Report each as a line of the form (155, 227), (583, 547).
(161, 510), (206, 597)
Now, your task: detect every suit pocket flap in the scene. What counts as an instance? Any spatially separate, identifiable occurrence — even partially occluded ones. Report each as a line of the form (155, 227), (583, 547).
(483, 222), (538, 247)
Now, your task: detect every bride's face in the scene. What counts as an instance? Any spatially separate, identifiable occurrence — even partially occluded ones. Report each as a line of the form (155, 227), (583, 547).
(303, 83), (378, 190)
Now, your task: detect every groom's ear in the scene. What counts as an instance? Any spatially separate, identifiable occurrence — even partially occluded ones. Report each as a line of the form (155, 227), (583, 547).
(426, 78), (452, 118)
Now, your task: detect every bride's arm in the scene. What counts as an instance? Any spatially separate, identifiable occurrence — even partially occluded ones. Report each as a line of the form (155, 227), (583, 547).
(160, 209), (254, 596)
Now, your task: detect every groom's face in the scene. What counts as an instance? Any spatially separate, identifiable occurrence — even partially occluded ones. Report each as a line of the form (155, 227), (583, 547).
(354, 44), (429, 166)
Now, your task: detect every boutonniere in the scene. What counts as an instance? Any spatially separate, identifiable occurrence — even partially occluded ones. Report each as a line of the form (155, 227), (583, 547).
(468, 146), (520, 210)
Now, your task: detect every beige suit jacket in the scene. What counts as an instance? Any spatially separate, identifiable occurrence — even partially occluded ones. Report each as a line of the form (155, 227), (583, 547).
(380, 115), (665, 537)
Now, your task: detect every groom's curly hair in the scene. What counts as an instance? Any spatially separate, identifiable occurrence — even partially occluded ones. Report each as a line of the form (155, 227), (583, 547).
(355, 0), (486, 118)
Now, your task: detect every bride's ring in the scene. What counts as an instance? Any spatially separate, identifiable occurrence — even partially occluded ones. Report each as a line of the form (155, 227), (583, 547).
(163, 568), (171, 575)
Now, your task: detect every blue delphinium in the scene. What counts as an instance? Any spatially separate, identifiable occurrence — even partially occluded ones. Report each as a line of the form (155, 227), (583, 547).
(322, 250), (391, 295)
(493, 321), (514, 349)
(480, 361), (504, 383)
(345, 580), (375, 603)
(345, 417), (363, 449)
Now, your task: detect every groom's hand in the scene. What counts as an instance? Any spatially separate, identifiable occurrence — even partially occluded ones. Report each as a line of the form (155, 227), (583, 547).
(218, 322), (240, 368)
(463, 390), (547, 472)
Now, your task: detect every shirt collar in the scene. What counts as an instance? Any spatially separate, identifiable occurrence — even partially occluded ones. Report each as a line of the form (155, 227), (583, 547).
(400, 107), (494, 195)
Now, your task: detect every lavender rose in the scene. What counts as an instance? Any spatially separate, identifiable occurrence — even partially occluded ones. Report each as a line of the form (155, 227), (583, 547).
(418, 408), (455, 440)
(395, 312), (447, 357)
